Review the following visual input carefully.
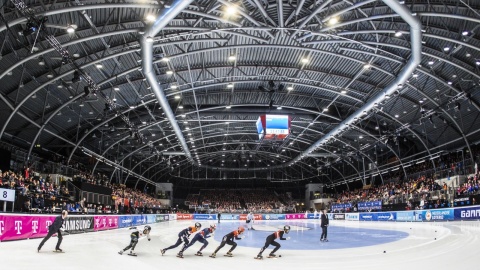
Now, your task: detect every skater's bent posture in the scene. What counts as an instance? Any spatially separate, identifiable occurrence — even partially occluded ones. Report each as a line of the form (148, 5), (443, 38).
(255, 225), (290, 259)
(209, 226), (245, 258)
(118, 225), (151, 256)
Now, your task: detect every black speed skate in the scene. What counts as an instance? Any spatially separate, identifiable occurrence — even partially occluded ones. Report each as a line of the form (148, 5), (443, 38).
(176, 253), (184, 258)
(53, 249), (64, 253)
(195, 252), (203, 256)
(267, 254), (277, 258)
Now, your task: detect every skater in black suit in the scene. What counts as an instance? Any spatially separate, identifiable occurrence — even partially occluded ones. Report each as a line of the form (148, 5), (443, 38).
(254, 225), (290, 259)
(38, 210), (68, 252)
(320, 209), (329, 242)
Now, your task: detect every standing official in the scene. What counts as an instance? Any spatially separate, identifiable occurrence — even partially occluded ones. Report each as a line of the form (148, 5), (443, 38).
(320, 209), (329, 242)
(38, 210), (68, 252)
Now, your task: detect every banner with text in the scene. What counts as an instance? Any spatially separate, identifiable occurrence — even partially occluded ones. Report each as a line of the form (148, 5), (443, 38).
(220, 214), (240, 220)
(176, 214), (193, 220)
(454, 206), (480, 220)
(345, 213), (359, 221)
(239, 214), (263, 221)
(331, 203), (352, 211)
(360, 212), (396, 221)
(193, 214), (217, 220)
(332, 213), (345, 220)
(416, 209), (454, 221)
(358, 201), (382, 211)
(63, 216), (94, 234)
(262, 214), (286, 220)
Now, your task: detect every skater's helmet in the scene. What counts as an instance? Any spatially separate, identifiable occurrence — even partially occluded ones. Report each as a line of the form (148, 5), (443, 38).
(195, 222), (202, 229)
(238, 226), (245, 233)
(143, 225), (151, 234)
(283, 225), (291, 234)
(209, 224), (216, 232)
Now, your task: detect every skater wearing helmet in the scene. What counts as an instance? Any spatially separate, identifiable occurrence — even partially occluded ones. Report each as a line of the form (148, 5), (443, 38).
(209, 226), (245, 258)
(161, 222), (202, 255)
(254, 225), (291, 259)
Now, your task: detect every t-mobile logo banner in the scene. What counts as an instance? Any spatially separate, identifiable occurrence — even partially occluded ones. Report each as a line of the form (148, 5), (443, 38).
(94, 216), (118, 231)
(14, 221), (22, 234)
(0, 215), (57, 241)
(32, 220), (39, 233)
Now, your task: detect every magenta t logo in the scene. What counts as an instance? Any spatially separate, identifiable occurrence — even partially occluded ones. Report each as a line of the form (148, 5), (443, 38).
(14, 221), (22, 234)
(32, 220), (39, 233)
(46, 220), (52, 230)
(0, 220), (4, 235)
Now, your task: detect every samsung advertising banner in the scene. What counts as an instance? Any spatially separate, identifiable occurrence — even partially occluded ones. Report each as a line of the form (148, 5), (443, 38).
(454, 206), (480, 220)
(332, 213), (346, 220)
(62, 216), (94, 234)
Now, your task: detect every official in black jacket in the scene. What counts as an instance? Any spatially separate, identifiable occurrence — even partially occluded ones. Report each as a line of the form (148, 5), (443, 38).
(320, 209), (329, 242)
(38, 210), (68, 252)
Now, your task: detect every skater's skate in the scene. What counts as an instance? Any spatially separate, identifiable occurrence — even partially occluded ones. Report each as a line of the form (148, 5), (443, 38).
(128, 251), (137, 256)
(161, 249), (166, 255)
(267, 253), (276, 258)
(195, 251), (203, 256)
(118, 250), (124, 255)
(176, 252), (184, 258)
(224, 251), (233, 257)
(254, 255), (263, 260)
(209, 253), (216, 258)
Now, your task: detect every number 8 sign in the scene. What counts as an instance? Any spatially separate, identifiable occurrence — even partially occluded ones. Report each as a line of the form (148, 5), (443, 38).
(0, 188), (15, 202)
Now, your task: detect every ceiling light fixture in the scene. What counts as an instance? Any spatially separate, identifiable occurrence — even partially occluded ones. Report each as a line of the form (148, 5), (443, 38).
(66, 25), (75, 33)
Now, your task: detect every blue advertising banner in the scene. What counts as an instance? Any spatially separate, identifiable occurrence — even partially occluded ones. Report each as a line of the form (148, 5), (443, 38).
(146, 214), (156, 224)
(193, 214), (217, 220)
(417, 209), (454, 221)
(263, 214), (286, 220)
(306, 213), (320, 219)
(132, 215), (147, 226)
(358, 201), (382, 211)
(396, 211), (415, 222)
(331, 203), (352, 210)
(454, 206), (480, 220)
(118, 216), (135, 228)
(220, 214), (240, 220)
(360, 212), (395, 221)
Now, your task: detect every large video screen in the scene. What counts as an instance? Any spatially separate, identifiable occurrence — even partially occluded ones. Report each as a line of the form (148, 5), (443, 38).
(265, 115), (289, 135)
(256, 117), (264, 139)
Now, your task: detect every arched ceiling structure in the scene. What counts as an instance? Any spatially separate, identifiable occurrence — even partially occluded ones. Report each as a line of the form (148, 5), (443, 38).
(1, 0), (480, 187)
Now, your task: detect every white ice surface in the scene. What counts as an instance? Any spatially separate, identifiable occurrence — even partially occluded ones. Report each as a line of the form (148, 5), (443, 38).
(2, 219), (479, 270)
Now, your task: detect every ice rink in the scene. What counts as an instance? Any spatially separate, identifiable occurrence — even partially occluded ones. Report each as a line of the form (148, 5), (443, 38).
(2, 219), (479, 270)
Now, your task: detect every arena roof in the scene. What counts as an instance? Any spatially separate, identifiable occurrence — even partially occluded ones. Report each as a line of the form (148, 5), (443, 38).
(1, 0), (479, 186)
